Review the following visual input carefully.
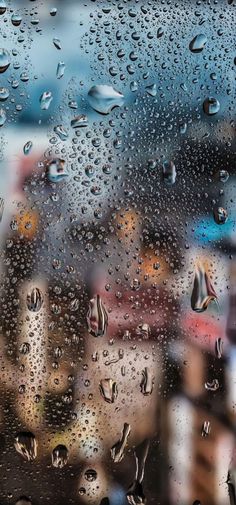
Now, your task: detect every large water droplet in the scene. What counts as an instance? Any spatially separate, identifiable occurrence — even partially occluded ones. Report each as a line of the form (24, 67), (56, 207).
(0, 1), (6, 15)
(14, 432), (37, 461)
(46, 158), (68, 182)
(203, 97), (220, 115)
(99, 378), (118, 403)
(111, 423), (131, 462)
(140, 367), (154, 395)
(213, 206), (228, 224)
(84, 468), (97, 482)
(56, 61), (65, 79)
(189, 34), (207, 53)
(52, 445), (68, 468)
(163, 160), (176, 185)
(0, 108), (6, 127)
(191, 263), (217, 312)
(27, 287), (43, 312)
(0, 48), (10, 73)
(0, 87), (9, 101)
(87, 294), (108, 337)
(88, 85), (124, 114)
(40, 91), (53, 110)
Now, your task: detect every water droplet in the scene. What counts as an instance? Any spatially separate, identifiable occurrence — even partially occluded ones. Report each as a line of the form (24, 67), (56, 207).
(136, 323), (150, 340)
(56, 61), (65, 79)
(87, 294), (108, 337)
(111, 423), (131, 463)
(217, 170), (229, 183)
(130, 81), (138, 92)
(145, 84), (157, 97)
(0, 108), (6, 127)
(40, 91), (53, 110)
(19, 342), (31, 355)
(99, 378), (118, 403)
(27, 287), (43, 312)
(50, 7), (57, 16)
(53, 38), (61, 50)
(0, 87), (9, 101)
(11, 13), (22, 26)
(88, 85), (124, 114)
(162, 160), (176, 185)
(140, 367), (154, 395)
(0, 1), (6, 15)
(71, 114), (88, 128)
(191, 263), (217, 312)
(215, 337), (223, 359)
(84, 468), (97, 482)
(46, 158), (68, 182)
(189, 34), (207, 53)
(201, 421), (211, 437)
(0, 197), (4, 222)
(213, 206), (228, 224)
(23, 141), (33, 156)
(14, 432), (37, 461)
(15, 497), (32, 505)
(203, 97), (220, 115)
(52, 445), (68, 468)
(54, 124), (68, 141)
(205, 379), (219, 391)
(0, 48), (10, 73)
(127, 440), (150, 505)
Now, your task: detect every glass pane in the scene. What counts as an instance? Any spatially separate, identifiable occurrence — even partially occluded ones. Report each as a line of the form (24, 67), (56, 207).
(0, 1), (235, 504)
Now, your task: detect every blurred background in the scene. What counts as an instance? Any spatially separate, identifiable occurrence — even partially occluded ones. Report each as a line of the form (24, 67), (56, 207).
(0, 0), (235, 504)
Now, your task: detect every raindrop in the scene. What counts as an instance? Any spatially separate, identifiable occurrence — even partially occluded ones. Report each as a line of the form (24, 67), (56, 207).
(27, 287), (44, 312)
(203, 97), (220, 115)
(53, 38), (61, 50)
(88, 85), (124, 114)
(191, 263), (217, 312)
(23, 141), (33, 156)
(52, 445), (68, 468)
(19, 342), (31, 355)
(111, 423), (131, 463)
(50, 7), (57, 16)
(99, 378), (118, 403)
(162, 160), (176, 185)
(145, 84), (157, 97)
(201, 421), (211, 437)
(14, 432), (37, 461)
(71, 114), (88, 128)
(205, 379), (219, 391)
(40, 91), (53, 110)
(217, 170), (229, 183)
(56, 61), (65, 79)
(46, 158), (68, 182)
(140, 367), (154, 395)
(0, 197), (4, 222)
(11, 14), (22, 26)
(87, 294), (108, 337)
(84, 468), (97, 482)
(0, 108), (6, 127)
(0, 1), (6, 15)
(0, 87), (9, 101)
(215, 337), (223, 359)
(213, 206), (228, 225)
(189, 34), (207, 53)
(0, 49), (10, 73)
(54, 124), (68, 141)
